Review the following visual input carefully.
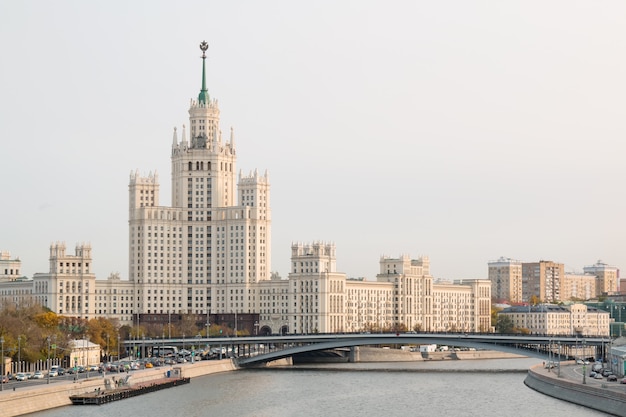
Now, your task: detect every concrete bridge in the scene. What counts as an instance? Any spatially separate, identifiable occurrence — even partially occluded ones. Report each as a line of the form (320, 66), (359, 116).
(123, 333), (610, 367)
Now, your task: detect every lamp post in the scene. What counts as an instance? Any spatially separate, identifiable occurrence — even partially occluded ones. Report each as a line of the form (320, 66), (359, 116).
(582, 339), (587, 384)
(106, 334), (110, 362)
(117, 333), (120, 361)
(17, 335), (21, 373)
(1, 336), (4, 392)
(557, 343), (561, 378)
(47, 336), (51, 384)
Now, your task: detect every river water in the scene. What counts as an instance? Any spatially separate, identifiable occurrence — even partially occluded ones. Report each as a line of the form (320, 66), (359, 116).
(29, 358), (604, 417)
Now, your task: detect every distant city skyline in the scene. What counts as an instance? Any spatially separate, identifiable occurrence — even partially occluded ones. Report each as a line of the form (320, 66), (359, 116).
(1, 1), (625, 281)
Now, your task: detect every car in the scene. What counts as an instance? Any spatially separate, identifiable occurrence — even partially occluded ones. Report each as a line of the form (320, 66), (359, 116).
(48, 369), (58, 377)
(602, 369), (613, 377)
(607, 375), (618, 382)
(15, 373), (28, 381)
(620, 378), (626, 384)
(576, 359), (584, 365)
(0, 375), (8, 383)
(589, 371), (597, 378)
(594, 373), (603, 379)
(32, 371), (44, 379)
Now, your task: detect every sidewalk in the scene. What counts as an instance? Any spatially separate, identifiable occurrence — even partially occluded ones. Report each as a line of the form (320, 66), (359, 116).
(526, 361), (626, 417)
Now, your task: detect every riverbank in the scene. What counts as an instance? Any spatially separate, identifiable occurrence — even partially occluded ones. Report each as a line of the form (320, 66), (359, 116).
(525, 362), (626, 417)
(0, 360), (236, 417)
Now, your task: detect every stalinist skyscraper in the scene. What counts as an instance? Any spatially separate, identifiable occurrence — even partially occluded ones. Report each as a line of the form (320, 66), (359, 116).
(128, 41), (271, 317)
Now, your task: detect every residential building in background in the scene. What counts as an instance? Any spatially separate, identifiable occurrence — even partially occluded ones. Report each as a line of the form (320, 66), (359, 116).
(498, 303), (610, 336)
(562, 272), (596, 301)
(584, 260), (619, 296)
(522, 261), (564, 303)
(488, 257), (523, 304)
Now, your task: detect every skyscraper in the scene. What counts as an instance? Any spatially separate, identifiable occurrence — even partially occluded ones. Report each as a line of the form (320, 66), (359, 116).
(128, 41), (271, 317)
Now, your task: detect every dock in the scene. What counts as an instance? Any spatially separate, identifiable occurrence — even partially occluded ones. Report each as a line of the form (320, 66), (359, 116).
(69, 376), (191, 405)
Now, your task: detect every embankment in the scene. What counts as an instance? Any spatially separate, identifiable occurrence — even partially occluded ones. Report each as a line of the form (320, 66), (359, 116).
(0, 360), (236, 417)
(524, 364), (626, 417)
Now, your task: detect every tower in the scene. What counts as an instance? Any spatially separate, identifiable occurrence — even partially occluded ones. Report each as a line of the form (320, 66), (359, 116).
(128, 41), (271, 318)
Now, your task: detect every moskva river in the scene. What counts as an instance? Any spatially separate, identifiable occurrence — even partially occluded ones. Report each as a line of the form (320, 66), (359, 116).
(30, 358), (604, 417)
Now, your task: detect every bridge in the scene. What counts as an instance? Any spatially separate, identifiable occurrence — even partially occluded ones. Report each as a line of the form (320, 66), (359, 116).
(123, 333), (611, 367)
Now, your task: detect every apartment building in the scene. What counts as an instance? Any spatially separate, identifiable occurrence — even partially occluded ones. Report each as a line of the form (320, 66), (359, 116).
(488, 257), (523, 304)
(0, 43), (490, 335)
(522, 261), (564, 303)
(584, 261), (619, 296)
(498, 303), (610, 336)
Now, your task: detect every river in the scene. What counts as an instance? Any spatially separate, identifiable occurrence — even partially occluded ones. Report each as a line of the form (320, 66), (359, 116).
(29, 358), (604, 417)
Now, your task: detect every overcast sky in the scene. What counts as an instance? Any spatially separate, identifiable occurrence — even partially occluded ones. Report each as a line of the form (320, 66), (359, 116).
(1, 1), (625, 282)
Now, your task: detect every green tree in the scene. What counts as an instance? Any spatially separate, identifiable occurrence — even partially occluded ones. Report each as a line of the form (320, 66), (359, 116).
(495, 315), (515, 334)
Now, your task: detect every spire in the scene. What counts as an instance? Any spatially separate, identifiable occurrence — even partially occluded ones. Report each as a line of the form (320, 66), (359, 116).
(230, 126), (235, 148)
(172, 126), (178, 147)
(198, 41), (210, 105)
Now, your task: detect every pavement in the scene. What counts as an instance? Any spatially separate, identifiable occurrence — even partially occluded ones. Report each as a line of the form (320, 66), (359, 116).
(536, 361), (626, 394)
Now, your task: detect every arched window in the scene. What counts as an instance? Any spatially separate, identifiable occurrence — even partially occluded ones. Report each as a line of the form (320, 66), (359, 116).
(188, 162), (193, 171)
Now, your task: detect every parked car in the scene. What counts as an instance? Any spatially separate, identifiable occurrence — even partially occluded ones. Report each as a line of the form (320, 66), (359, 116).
(0, 375), (8, 383)
(32, 371), (44, 379)
(607, 375), (618, 382)
(594, 373), (603, 379)
(589, 371), (597, 378)
(15, 373), (28, 381)
(48, 369), (58, 377)
(620, 378), (626, 384)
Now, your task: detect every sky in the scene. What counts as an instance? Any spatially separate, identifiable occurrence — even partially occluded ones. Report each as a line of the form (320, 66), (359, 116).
(1, 1), (625, 282)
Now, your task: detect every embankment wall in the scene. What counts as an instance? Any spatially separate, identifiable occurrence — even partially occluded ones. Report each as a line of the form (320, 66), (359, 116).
(0, 360), (236, 417)
(524, 364), (626, 417)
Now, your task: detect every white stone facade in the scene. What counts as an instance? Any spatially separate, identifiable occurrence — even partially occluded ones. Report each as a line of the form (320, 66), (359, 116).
(0, 251), (22, 282)
(488, 257), (523, 304)
(498, 303), (610, 336)
(0, 46), (491, 335)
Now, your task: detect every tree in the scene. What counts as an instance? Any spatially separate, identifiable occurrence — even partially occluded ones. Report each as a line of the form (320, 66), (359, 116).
(495, 315), (515, 334)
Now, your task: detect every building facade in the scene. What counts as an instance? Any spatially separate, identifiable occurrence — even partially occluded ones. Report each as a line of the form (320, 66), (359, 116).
(562, 272), (596, 301)
(522, 261), (564, 303)
(498, 303), (610, 336)
(584, 261), (619, 296)
(488, 257), (523, 304)
(0, 251), (22, 282)
(1, 43), (490, 335)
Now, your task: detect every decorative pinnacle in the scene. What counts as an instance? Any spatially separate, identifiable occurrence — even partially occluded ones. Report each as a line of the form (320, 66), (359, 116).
(200, 40), (209, 58)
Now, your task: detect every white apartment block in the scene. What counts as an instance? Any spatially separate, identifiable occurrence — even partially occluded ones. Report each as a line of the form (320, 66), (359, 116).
(0, 43), (491, 335)
(128, 42), (271, 320)
(562, 272), (596, 301)
(498, 303), (610, 336)
(583, 261), (619, 296)
(488, 257), (523, 304)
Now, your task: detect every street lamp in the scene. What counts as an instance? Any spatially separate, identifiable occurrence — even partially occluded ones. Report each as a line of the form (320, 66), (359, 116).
(17, 335), (21, 373)
(117, 333), (120, 361)
(582, 339), (587, 384)
(1, 336), (4, 392)
(47, 336), (51, 384)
